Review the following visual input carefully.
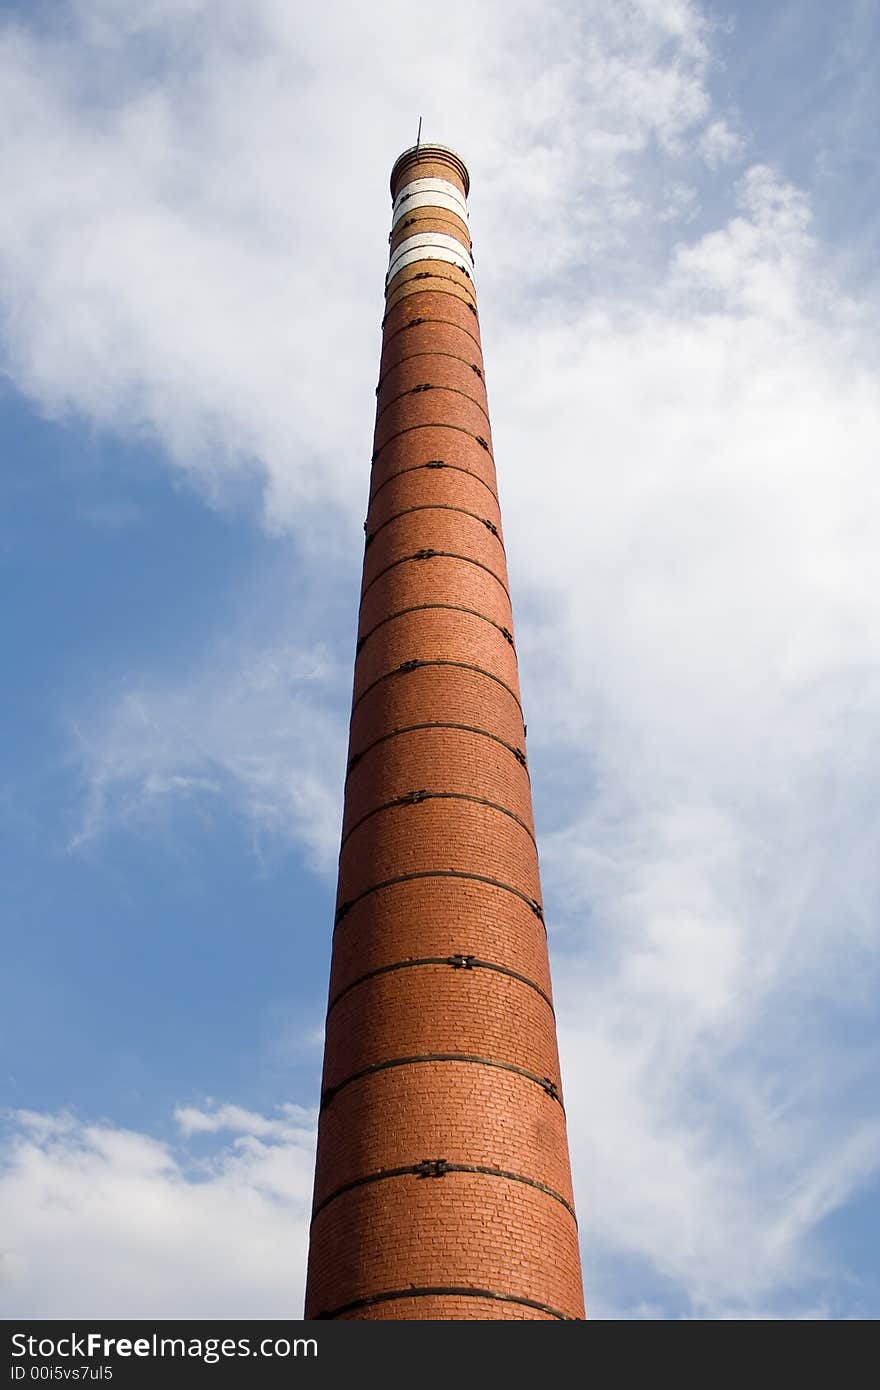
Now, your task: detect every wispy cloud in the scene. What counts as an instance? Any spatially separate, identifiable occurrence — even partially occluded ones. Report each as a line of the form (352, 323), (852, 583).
(0, 1106), (315, 1317)
(174, 1100), (313, 1140)
(698, 118), (746, 169)
(502, 161), (880, 1314)
(0, 0), (739, 528)
(68, 627), (349, 875)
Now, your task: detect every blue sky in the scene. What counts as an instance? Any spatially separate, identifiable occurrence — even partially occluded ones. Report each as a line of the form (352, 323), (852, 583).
(1, 0), (879, 1319)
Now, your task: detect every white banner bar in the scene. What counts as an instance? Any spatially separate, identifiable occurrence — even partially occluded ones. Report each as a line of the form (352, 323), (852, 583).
(386, 243), (475, 286)
(393, 177), (468, 223)
(387, 231), (474, 281)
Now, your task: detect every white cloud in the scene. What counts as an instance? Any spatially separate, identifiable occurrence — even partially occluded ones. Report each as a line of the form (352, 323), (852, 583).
(68, 627), (349, 874)
(0, 0), (734, 529)
(497, 161), (880, 1314)
(0, 1106), (315, 1317)
(698, 117), (745, 168)
(174, 1101), (313, 1139)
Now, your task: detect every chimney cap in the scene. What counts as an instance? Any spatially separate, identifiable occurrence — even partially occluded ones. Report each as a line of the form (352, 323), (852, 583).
(390, 143), (470, 200)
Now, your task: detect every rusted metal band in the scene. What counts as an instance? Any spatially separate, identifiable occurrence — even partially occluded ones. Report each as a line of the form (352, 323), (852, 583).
(340, 790), (535, 853)
(320, 1053), (560, 1111)
(369, 460), (498, 507)
(359, 550), (509, 608)
(311, 1160), (574, 1224)
(375, 382), (490, 429)
(383, 283), (478, 321)
(350, 658), (522, 720)
(365, 505), (501, 551)
(313, 1286), (575, 1320)
(334, 870), (543, 931)
(326, 955), (554, 1016)
(378, 309), (478, 355)
(346, 721), (528, 780)
(372, 422), (493, 465)
(385, 267), (476, 299)
(387, 253), (473, 291)
(356, 603), (513, 656)
(381, 309), (480, 353)
(376, 349), (483, 392)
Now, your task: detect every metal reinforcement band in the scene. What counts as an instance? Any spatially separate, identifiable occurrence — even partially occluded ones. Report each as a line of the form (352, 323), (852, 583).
(320, 1054), (561, 1111)
(376, 350), (483, 391)
(310, 1161), (575, 1224)
(364, 505), (501, 550)
(314, 1287), (576, 1321)
(369, 461), (498, 506)
(381, 306), (480, 344)
(359, 551), (510, 607)
(349, 658), (523, 719)
(345, 723), (527, 779)
(356, 603), (513, 654)
(325, 955), (554, 1016)
(375, 383), (490, 428)
(333, 869), (543, 930)
(339, 790), (536, 852)
(371, 422), (493, 464)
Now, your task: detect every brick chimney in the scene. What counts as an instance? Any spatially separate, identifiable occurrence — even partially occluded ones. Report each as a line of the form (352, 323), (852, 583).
(303, 143), (585, 1321)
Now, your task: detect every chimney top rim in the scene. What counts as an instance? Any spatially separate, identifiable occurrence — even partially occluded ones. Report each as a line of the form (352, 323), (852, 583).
(390, 144), (470, 199)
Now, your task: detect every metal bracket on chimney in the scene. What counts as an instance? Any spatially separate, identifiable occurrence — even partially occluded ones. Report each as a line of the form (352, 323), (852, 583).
(448, 954), (476, 970)
(482, 518), (498, 535)
(415, 1158), (450, 1178)
(399, 789), (430, 805)
(425, 459), (445, 469)
(475, 435), (490, 451)
(413, 549), (437, 560)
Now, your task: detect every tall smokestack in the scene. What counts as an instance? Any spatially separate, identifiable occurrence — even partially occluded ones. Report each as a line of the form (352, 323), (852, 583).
(304, 143), (585, 1321)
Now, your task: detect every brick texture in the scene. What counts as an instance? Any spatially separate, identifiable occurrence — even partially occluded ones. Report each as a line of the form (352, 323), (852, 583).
(389, 207), (472, 255)
(304, 145), (585, 1321)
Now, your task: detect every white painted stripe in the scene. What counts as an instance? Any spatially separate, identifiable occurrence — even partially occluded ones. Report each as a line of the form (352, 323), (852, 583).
(393, 177), (468, 222)
(386, 244), (475, 285)
(389, 229), (472, 261)
(393, 176), (468, 216)
(388, 232), (473, 280)
(391, 189), (470, 230)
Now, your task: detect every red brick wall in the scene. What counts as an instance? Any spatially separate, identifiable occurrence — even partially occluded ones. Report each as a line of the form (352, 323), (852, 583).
(303, 146), (585, 1321)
